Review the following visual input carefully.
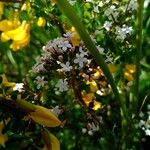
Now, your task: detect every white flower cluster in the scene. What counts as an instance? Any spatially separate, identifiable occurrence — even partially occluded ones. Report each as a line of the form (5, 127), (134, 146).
(50, 106), (63, 117)
(68, 0), (76, 5)
(35, 76), (47, 89)
(82, 122), (99, 136)
(55, 79), (68, 92)
(32, 31), (114, 91)
(13, 83), (24, 92)
(126, 0), (138, 11)
(115, 25), (133, 40)
(138, 105), (150, 136)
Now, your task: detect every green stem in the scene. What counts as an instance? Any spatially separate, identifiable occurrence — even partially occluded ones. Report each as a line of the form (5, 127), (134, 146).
(134, 0), (144, 111)
(56, 0), (122, 107)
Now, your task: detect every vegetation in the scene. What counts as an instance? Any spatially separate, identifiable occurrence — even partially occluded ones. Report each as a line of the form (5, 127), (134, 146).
(0, 0), (150, 149)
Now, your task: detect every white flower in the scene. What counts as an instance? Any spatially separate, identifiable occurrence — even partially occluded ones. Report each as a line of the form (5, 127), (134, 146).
(105, 0), (110, 4)
(88, 130), (93, 136)
(55, 79), (68, 92)
(139, 112), (145, 118)
(105, 6), (119, 21)
(98, 1), (104, 7)
(68, 0), (76, 5)
(145, 129), (150, 136)
(45, 38), (63, 50)
(115, 25), (133, 40)
(63, 32), (75, 38)
(105, 6), (115, 16)
(60, 61), (73, 72)
(93, 6), (99, 13)
(147, 104), (150, 110)
(32, 63), (46, 73)
(74, 54), (88, 68)
(115, 26), (126, 40)
(35, 76), (47, 89)
(58, 40), (72, 51)
(85, 0), (93, 2)
(51, 106), (62, 117)
(144, 0), (150, 8)
(88, 122), (99, 132)
(105, 55), (113, 63)
(82, 128), (87, 134)
(139, 120), (145, 127)
(103, 21), (112, 31)
(123, 26), (133, 34)
(96, 45), (105, 55)
(79, 47), (88, 57)
(126, 0), (137, 11)
(13, 83), (24, 92)
(90, 35), (97, 43)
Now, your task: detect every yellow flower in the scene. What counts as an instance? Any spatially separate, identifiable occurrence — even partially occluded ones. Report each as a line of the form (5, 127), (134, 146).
(42, 129), (60, 150)
(0, 19), (20, 32)
(37, 17), (46, 27)
(91, 69), (102, 80)
(86, 80), (98, 93)
(15, 98), (61, 127)
(82, 92), (102, 110)
(1, 21), (30, 51)
(0, 121), (8, 146)
(125, 64), (136, 74)
(82, 92), (95, 106)
(124, 64), (136, 81)
(10, 32), (30, 51)
(92, 100), (102, 111)
(0, 74), (16, 88)
(68, 27), (80, 47)
(0, 10), (20, 32)
(29, 105), (61, 127)
(0, 2), (4, 17)
(107, 63), (117, 73)
(70, 32), (80, 47)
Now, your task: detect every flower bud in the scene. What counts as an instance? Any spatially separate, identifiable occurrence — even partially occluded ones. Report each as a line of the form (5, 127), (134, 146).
(41, 128), (60, 150)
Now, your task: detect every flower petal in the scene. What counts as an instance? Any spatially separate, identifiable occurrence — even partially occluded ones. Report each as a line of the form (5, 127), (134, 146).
(29, 105), (61, 127)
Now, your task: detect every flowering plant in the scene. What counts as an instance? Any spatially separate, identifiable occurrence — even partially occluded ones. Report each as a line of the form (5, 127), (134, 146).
(0, 0), (150, 149)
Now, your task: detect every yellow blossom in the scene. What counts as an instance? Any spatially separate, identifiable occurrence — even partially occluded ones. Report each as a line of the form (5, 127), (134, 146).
(0, 2), (4, 17)
(37, 17), (46, 27)
(0, 10), (20, 31)
(42, 129), (60, 150)
(15, 99), (61, 127)
(1, 21), (30, 51)
(82, 92), (102, 110)
(86, 80), (98, 93)
(0, 74), (16, 88)
(92, 100), (102, 111)
(82, 92), (95, 106)
(69, 27), (80, 47)
(0, 121), (8, 146)
(0, 19), (20, 32)
(124, 64), (136, 81)
(107, 63), (117, 73)
(29, 105), (61, 127)
(91, 69), (102, 80)
(125, 64), (136, 74)
(71, 33), (80, 47)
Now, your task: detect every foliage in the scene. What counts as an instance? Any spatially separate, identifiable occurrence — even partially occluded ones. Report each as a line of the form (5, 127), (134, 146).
(0, 0), (150, 150)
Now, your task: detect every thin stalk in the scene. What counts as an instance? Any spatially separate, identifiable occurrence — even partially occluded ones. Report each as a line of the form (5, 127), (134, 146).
(56, 0), (123, 110)
(134, 0), (144, 111)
